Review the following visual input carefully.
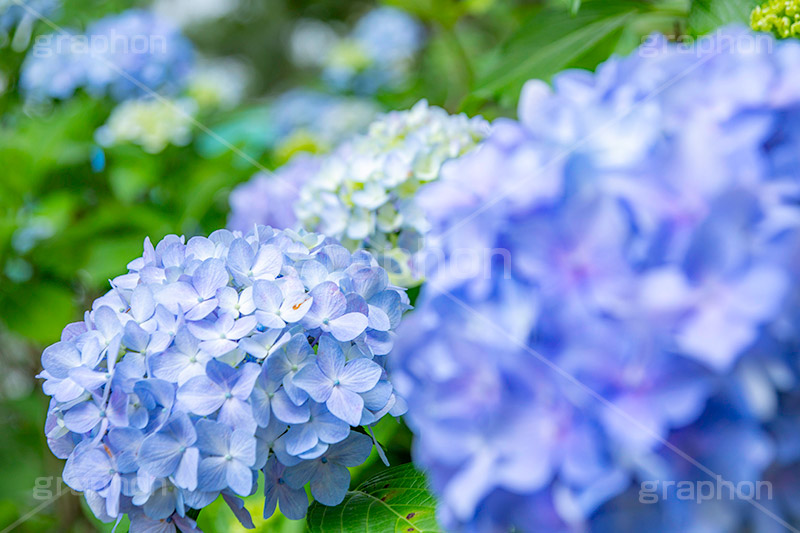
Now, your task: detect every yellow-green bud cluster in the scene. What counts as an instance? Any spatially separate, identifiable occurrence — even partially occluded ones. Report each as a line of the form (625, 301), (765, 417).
(751, 0), (800, 38)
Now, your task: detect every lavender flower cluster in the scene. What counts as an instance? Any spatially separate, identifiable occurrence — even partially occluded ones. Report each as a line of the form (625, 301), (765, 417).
(39, 225), (409, 530)
(21, 9), (193, 101)
(393, 27), (800, 532)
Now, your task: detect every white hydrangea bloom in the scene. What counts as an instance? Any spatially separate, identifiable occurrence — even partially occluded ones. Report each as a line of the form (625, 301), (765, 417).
(294, 100), (490, 269)
(95, 97), (196, 153)
(187, 57), (249, 110)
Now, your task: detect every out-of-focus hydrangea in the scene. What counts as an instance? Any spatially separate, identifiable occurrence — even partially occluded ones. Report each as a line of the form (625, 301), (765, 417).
(290, 7), (424, 94)
(393, 27), (800, 532)
(228, 156), (320, 233)
(269, 89), (380, 160)
(187, 57), (250, 110)
(198, 90), (378, 164)
(94, 97), (196, 153)
(0, 0), (58, 50)
(293, 100), (489, 277)
(38, 225), (410, 529)
(21, 9), (193, 102)
(751, 0), (800, 38)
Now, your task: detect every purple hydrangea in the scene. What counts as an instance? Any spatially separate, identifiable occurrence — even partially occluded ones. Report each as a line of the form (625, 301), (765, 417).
(228, 156), (321, 233)
(39, 225), (410, 530)
(21, 9), (193, 101)
(394, 27), (800, 531)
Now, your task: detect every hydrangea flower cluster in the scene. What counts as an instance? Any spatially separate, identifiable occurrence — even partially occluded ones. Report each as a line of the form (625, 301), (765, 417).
(751, 0), (800, 38)
(39, 225), (410, 531)
(95, 97), (196, 153)
(21, 9), (193, 102)
(290, 7), (424, 94)
(393, 27), (800, 531)
(293, 100), (490, 256)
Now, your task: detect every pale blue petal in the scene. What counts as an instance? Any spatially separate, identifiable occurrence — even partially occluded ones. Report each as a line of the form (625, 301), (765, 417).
(139, 433), (182, 477)
(271, 389), (310, 424)
(176, 376), (225, 416)
(316, 335), (345, 379)
(198, 457), (229, 492)
(64, 402), (102, 433)
(174, 447), (199, 491)
(328, 313), (369, 342)
(284, 423), (318, 456)
(326, 386), (365, 426)
(326, 431), (373, 467)
(226, 460), (255, 496)
(195, 419), (231, 456)
(193, 258), (229, 300)
(339, 358), (382, 393)
(309, 463), (350, 506)
(229, 429), (257, 466)
(293, 364), (334, 403)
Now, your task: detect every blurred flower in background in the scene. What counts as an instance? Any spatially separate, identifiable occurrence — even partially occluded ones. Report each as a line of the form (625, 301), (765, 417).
(230, 99), (490, 286)
(294, 100), (488, 263)
(228, 155), (320, 233)
(197, 90), (379, 165)
(20, 8), (194, 102)
(290, 7), (425, 95)
(95, 96), (196, 153)
(187, 57), (250, 111)
(393, 27), (800, 532)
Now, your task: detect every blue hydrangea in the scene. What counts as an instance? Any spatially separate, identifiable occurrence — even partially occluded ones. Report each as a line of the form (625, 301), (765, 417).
(21, 9), (193, 101)
(39, 225), (410, 529)
(323, 7), (425, 94)
(393, 27), (800, 531)
(268, 90), (380, 152)
(289, 7), (424, 95)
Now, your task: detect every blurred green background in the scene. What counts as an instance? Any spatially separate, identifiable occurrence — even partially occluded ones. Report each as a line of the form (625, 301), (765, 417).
(0, 0), (754, 530)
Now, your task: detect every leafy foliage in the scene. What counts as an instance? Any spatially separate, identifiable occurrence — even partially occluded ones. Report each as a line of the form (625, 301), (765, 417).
(466, 0), (685, 111)
(688, 0), (755, 34)
(307, 463), (440, 533)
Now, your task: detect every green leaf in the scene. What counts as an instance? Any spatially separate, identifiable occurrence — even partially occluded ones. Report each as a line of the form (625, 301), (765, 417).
(306, 463), (441, 533)
(688, 0), (755, 34)
(469, 1), (641, 107)
(1, 282), (76, 344)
